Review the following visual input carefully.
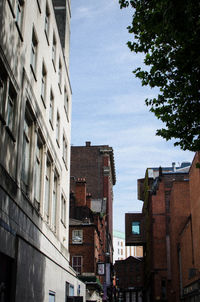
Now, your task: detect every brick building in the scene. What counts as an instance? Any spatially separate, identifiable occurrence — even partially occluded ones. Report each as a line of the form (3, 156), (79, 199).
(70, 144), (116, 301)
(126, 161), (192, 302)
(114, 256), (144, 302)
(69, 178), (105, 302)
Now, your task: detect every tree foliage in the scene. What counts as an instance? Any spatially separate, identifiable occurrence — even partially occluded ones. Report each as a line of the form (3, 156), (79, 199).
(119, 0), (200, 151)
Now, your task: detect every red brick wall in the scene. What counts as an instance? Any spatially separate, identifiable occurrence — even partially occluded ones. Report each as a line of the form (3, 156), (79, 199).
(170, 181), (190, 301)
(69, 226), (95, 273)
(189, 152), (200, 273)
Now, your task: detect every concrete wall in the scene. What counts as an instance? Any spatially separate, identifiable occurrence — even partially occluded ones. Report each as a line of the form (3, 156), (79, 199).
(0, 0), (85, 301)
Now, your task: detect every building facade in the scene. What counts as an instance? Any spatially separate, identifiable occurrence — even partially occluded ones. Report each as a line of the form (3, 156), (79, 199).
(0, 0), (85, 301)
(70, 142), (116, 301)
(114, 256), (144, 302)
(126, 161), (195, 302)
(69, 178), (105, 302)
(113, 230), (143, 263)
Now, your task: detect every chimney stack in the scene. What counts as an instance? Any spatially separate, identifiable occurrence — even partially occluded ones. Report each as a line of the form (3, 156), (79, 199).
(75, 178), (86, 207)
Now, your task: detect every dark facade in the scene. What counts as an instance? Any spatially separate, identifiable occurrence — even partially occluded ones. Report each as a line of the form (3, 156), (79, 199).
(114, 256), (144, 302)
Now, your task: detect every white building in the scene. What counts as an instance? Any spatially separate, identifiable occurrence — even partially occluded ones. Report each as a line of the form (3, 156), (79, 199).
(113, 230), (143, 263)
(0, 0), (85, 301)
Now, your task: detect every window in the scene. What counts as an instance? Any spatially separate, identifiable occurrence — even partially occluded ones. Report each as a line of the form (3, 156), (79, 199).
(6, 83), (16, 132)
(56, 112), (60, 146)
(30, 29), (38, 77)
(44, 156), (51, 220)
(0, 62), (17, 137)
(16, 0), (24, 36)
(61, 195), (66, 226)
(0, 71), (6, 120)
(69, 284), (74, 296)
(62, 135), (68, 166)
(52, 171), (58, 231)
(34, 134), (43, 204)
(44, 3), (50, 42)
(49, 291), (55, 302)
(41, 63), (47, 104)
(161, 280), (166, 299)
(132, 221), (140, 235)
(21, 112), (32, 188)
(49, 90), (54, 127)
(72, 230), (83, 244)
(52, 33), (56, 68)
(64, 87), (69, 119)
(121, 249), (123, 255)
(58, 59), (62, 91)
(72, 256), (82, 274)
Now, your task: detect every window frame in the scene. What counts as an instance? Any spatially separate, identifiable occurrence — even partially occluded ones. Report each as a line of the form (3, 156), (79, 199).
(49, 89), (54, 128)
(34, 132), (43, 207)
(61, 194), (66, 227)
(72, 229), (83, 244)
(52, 33), (57, 71)
(56, 112), (60, 147)
(72, 256), (82, 274)
(44, 155), (51, 221)
(44, 2), (50, 44)
(41, 62), (47, 106)
(64, 86), (69, 121)
(21, 108), (33, 193)
(30, 28), (38, 80)
(62, 134), (68, 168)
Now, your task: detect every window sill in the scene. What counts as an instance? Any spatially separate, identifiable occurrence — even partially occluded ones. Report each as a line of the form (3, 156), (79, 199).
(64, 106), (69, 123)
(45, 30), (50, 46)
(34, 198), (40, 212)
(5, 126), (16, 142)
(15, 21), (24, 42)
(61, 219), (66, 228)
(0, 113), (6, 125)
(30, 64), (37, 81)
(7, 0), (15, 18)
(52, 59), (56, 72)
(41, 95), (46, 108)
(49, 119), (54, 130)
(36, 0), (41, 13)
(58, 83), (62, 94)
(56, 139), (60, 148)
(62, 157), (68, 170)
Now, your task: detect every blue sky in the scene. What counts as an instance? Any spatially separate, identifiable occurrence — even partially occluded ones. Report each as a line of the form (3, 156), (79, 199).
(70, 0), (194, 232)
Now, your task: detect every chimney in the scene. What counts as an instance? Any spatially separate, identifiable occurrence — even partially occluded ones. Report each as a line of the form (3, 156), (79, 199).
(172, 162), (176, 172)
(86, 141), (91, 147)
(159, 166), (162, 177)
(75, 178), (86, 207)
(86, 193), (92, 209)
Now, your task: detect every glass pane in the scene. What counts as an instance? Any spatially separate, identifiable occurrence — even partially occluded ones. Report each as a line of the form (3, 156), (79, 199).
(132, 222), (140, 235)
(49, 292), (55, 302)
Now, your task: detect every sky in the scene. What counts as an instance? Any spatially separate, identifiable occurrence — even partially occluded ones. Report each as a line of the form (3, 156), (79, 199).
(69, 0), (194, 232)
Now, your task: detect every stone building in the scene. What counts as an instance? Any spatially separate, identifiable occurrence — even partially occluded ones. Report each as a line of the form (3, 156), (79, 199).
(0, 0), (85, 301)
